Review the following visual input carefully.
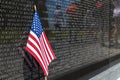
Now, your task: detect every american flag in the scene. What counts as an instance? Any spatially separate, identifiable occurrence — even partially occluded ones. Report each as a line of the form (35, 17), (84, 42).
(25, 11), (56, 76)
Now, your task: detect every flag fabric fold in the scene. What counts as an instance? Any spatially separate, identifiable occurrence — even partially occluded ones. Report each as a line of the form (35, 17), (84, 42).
(25, 11), (56, 76)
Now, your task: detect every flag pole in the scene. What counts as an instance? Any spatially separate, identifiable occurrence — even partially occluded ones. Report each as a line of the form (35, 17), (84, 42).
(34, 5), (37, 11)
(34, 4), (48, 80)
(45, 76), (47, 80)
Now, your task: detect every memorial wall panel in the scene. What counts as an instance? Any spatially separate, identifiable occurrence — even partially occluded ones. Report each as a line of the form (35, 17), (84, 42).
(1, 0), (119, 80)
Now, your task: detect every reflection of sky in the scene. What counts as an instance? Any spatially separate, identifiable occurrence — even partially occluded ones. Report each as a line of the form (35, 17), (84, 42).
(46, 0), (76, 27)
(113, 8), (120, 17)
(114, 0), (120, 17)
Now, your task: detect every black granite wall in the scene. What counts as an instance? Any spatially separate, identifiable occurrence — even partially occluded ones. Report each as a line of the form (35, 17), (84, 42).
(0, 0), (116, 80)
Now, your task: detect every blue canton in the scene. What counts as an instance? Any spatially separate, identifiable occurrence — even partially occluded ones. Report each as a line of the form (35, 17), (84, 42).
(31, 12), (43, 38)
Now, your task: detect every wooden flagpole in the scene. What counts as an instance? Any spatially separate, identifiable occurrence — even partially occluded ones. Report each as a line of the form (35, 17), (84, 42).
(34, 4), (47, 80)
(34, 5), (37, 11)
(45, 76), (47, 80)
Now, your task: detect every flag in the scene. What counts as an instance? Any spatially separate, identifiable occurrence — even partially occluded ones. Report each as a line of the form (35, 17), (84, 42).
(96, 0), (103, 8)
(25, 11), (56, 76)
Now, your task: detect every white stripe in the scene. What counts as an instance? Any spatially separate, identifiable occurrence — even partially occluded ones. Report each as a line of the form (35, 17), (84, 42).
(42, 32), (54, 60)
(38, 38), (49, 66)
(40, 36), (52, 63)
(27, 43), (48, 75)
(30, 31), (49, 65)
(28, 37), (48, 66)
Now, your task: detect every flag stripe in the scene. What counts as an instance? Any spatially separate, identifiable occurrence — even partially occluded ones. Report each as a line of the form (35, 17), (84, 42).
(43, 32), (56, 58)
(26, 42), (47, 71)
(26, 43), (48, 75)
(28, 36), (48, 67)
(29, 31), (49, 65)
(39, 37), (50, 65)
(40, 34), (52, 63)
(41, 35), (53, 63)
(42, 33), (54, 61)
(27, 38), (47, 70)
(42, 32), (56, 59)
(26, 46), (48, 76)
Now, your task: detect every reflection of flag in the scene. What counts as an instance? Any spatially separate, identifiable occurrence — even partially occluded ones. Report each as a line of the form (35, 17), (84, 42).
(25, 11), (56, 76)
(23, 51), (38, 69)
(18, 35), (38, 70)
(96, 1), (103, 8)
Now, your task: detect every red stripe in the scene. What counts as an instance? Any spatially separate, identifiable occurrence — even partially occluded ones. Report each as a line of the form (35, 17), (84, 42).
(43, 32), (56, 58)
(27, 39), (48, 69)
(29, 33), (48, 66)
(29, 34), (39, 47)
(25, 46), (47, 76)
(26, 31), (56, 76)
(40, 35), (51, 64)
(38, 38), (49, 65)
(41, 34), (52, 62)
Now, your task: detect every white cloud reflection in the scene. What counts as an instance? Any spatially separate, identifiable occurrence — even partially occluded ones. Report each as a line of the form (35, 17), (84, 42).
(113, 8), (120, 17)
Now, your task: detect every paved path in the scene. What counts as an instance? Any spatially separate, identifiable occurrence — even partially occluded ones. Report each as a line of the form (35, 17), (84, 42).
(89, 59), (120, 80)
